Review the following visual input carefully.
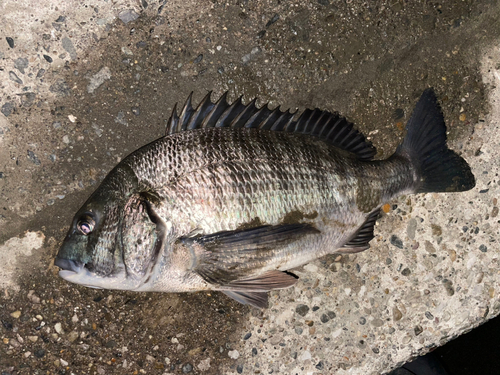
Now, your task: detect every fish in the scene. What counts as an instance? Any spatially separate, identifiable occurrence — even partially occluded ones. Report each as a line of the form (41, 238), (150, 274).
(54, 88), (475, 308)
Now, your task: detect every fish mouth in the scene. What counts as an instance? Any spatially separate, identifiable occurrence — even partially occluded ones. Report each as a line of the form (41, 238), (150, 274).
(54, 256), (143, 290)
(54, 258), (84, 274)
(55, 257), (103, 289)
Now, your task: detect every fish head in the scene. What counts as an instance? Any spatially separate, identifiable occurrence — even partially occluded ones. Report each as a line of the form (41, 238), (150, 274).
(55, 181), (167, 291)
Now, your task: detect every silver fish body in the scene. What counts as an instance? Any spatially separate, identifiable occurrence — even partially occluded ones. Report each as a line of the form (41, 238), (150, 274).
(55, 89), (475, 307)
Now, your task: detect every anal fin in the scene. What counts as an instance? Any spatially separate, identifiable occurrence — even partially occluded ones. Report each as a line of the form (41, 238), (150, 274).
(340, 209), (380, 253)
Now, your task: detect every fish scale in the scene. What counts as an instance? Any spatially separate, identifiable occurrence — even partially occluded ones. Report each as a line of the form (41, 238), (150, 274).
(127, 128), (361, 234)
(55, 89), (475, 308)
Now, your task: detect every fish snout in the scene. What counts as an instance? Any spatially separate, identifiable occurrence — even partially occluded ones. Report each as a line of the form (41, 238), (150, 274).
(54, 257), (84, 273)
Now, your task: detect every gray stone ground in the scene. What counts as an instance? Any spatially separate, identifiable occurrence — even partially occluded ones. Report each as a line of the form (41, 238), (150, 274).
(1, 0), (499, 374)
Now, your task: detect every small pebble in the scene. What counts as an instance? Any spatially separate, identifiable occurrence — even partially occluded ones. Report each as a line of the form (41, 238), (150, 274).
(228, 350), (239, 359)
(106, 340), (116, 348)
(49, 79), (70, 96)
(54, 322), (64, 334)
(479, 244), (487, 253)
(87, 67), (111, 94)
(34, 349), (46, 358)
(401, 268), (411, 276)
(6, 36), (14, 48)
(390, 235), (404, 249)
(27, 150), (41, 165)
(407, 218), (417, 239)
(10, 310), (21, 319)
(359, 317), (366, 325)
(266, 13), (280, 28)
(243, 332), (251, 340)
(193, 54), (203, 64)
(14, 57), (29, 74)
(414, 325), (423, 336)
(393, 307), (403, 321)
(425, 311), (434, 320)
(62, 37), (77, 60)
(492, 207), (499, 218)
(181, 363), (193, 373)
(68, 331), (79, 343)
(236, 364), (243, 374)
(118, 9), (139, 24)
(443, 279), (455, 296)
(122, 46), (133, 56)
(371, 318), (384, 327)
(197, 358), (211, 371)
(1, 102), (15, 117)
(9, 71), (23, 84)
(252, 348), (257, 356)
(295, 304), (309, 317)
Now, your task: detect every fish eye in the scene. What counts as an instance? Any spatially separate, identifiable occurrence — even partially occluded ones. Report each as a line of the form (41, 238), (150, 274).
(77, 215), (95, 236)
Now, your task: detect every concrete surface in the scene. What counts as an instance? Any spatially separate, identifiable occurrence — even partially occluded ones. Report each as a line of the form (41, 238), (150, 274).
(0, 0), (499, 374)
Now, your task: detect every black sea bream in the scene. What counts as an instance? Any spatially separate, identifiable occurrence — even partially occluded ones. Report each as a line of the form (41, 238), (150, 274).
(55, 89), (475, 307)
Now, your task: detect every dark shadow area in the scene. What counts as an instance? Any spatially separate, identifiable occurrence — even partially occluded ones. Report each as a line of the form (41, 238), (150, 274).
(390, 314), (500, 375)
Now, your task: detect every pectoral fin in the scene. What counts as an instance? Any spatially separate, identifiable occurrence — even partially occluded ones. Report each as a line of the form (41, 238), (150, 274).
(180, 223), (318, 307)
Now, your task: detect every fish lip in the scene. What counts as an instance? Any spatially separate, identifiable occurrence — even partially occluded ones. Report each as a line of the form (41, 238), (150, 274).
(54, 257), (84, 273)
(54, 257), (153, 291)
(57, 261), (144, 291)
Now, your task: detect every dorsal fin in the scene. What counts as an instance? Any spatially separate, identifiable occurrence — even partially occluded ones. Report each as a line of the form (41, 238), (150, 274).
(164, 92), (377, 160)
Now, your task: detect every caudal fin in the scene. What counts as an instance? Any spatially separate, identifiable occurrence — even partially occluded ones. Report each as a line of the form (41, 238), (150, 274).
(394, 88), (475, 194)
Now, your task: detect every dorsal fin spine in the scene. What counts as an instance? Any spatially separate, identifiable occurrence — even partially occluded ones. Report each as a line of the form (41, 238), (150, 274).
(202, 92), (230, 128)
(231, 98), (258, 128)
(186, 91), (215, 130)
(166, 103), (179, 135)
(179, 92), (194, 130)
(166, 92), (376, 160)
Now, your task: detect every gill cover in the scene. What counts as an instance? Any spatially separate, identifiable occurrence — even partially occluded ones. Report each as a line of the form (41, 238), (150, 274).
(121, 193), (167, 283)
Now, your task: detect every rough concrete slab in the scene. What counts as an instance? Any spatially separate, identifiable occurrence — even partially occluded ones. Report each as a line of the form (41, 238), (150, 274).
(0, 1), (499, 374)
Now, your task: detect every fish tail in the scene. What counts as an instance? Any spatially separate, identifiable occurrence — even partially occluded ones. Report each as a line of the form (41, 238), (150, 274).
(394, 88), (475, 193)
